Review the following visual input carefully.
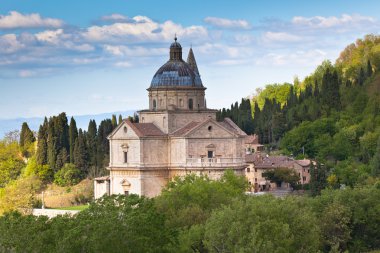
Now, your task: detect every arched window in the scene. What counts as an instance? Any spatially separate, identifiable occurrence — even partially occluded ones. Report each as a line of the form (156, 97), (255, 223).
(153, 99), (157, 110)
(188, 98), (193, 110)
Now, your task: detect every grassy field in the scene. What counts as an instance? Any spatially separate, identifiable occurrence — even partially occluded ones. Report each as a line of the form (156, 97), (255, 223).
(53, 205), (89, 211)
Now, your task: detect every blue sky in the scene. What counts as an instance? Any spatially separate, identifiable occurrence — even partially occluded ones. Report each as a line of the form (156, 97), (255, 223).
(0, 0), (379, 119)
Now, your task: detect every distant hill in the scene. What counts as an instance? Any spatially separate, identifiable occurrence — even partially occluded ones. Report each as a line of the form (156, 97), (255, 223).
(0, 110), (136, 138)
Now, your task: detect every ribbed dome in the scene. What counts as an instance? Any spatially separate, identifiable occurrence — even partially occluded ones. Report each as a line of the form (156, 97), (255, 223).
(150, 38), (203, 88)
(151, 61), (203, 87)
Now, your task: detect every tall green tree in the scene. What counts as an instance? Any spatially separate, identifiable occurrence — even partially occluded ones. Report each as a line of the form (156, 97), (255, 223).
(86, 120), (97, 168)
(36, 118), (48, 165)
(68, 117), (78, 163)
(111, 114), (117, 128)
(19, 122), (35, 157)
(74, 129), (87, 174)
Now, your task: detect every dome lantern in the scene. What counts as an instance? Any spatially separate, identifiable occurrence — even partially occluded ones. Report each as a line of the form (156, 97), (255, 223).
(169, 35), (182, 61)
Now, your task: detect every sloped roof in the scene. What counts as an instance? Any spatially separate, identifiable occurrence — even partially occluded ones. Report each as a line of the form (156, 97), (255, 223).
(219, 118), (247, 136)
(107, 120), (166, 139)
(295, 159), (311, 167)
(130, 123), (166, 137)
(246, 153), (295, 169)
(171, 121), (200, 136)
(245, 134), (260, 144)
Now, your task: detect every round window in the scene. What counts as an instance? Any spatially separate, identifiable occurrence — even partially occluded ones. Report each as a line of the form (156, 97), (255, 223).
(208, 126), (212, 131)
(124, 126), (128, 133)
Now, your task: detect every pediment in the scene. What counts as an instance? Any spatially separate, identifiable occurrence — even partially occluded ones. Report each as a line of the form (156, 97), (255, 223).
(107, 120), (139, 139)
(186, 119), (238, 138)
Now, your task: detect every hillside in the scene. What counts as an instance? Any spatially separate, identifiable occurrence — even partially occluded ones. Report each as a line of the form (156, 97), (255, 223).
(220, 34), (380, 188)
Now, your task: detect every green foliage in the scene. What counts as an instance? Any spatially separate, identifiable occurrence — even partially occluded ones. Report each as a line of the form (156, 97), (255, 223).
(0, 175), (379, 252)
(54, 163), (81, 187)
(156, 171), (247, 229)
(19, 122), (35, 157)
(0, 176), (42, 215)
(311, 185), (380, 252)
(255, 83), (293, 110)
(204, 196), (320, 253)
(262, 167), (300, 188)
(0, 140), (25, 187)
(68, 117), (78, 164)
(217, 98), (254, 134)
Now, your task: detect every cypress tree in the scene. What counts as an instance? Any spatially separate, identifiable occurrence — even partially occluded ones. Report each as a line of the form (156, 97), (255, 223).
(55, 148), (68, 170)
(111, 114), (117, 128)
(118, 114), (123, 125)
(367, 60), (373, 77)
(69, 117), (78, 163)
(97, 119), (114, 171)
(47, 118), (57, 172)
(74, 129), (87, 175)
(36, 118), (48, 165)
(87, 120), (98, 168)
(20, 122), (35, 148)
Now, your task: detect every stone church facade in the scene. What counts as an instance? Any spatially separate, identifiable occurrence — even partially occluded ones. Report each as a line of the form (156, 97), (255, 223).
(94, 38), (247, 198)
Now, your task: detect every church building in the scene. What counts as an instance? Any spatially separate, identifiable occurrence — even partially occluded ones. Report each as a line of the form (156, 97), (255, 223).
(94, 38), (247, 198)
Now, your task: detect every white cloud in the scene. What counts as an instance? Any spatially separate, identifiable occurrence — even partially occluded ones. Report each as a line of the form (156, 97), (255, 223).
(263, 32), (302, 42)
(256, 49), (329, 66)
(292, 14), (376, 29)
(204, 17), (251, 29)
(35, 29), (64, 44)
(83, 16), (208, 43)
(103, 45), (166, 57)
(101, 14), (130, 22)
(0, 34), (24, 53)
(114, 61), (132, 68)
(0, 11), (63, 29)
(198, 43), (254, 58)
(204, 17), (252, 29)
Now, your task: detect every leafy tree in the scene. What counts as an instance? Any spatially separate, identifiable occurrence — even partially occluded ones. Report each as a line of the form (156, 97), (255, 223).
(262, 168), (300, 188)
(54, 163), (81, 186)
(204, 196), (320, 253)
(0, 140), (25, 187)
(370, 135), (380, 176)
(0, 176), (42, 215)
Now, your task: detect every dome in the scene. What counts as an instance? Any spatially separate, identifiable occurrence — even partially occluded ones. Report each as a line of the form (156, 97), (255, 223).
(151, 61), (203, 87)
(150, 37), (203, 88)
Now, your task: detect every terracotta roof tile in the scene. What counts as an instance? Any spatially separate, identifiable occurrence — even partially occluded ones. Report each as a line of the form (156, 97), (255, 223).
(171, 121), (201, 136)
(245, 153), (295, 169)
(129, 123), (166, 137)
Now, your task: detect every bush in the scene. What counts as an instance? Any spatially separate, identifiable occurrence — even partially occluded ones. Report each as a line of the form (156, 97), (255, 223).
(54, 163), (81, 187)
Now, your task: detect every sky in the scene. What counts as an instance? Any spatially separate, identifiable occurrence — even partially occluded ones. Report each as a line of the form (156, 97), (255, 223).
(0, 0), (379, 119)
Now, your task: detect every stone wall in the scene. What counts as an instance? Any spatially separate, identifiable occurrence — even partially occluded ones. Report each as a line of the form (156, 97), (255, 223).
(32, 209), (79, 218)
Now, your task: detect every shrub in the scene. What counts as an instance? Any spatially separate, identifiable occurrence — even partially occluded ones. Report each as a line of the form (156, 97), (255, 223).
(54, 163), (81, 187)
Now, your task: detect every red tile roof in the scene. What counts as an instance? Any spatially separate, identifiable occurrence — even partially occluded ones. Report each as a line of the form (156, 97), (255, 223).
(129, 122), (166, 137)
(171, 121), (201, 136)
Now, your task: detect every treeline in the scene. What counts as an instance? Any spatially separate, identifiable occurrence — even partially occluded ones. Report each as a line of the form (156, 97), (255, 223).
(24, 113), (138, 185)
(216, 98), (254, 134)
(0, 172), (379, 253)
